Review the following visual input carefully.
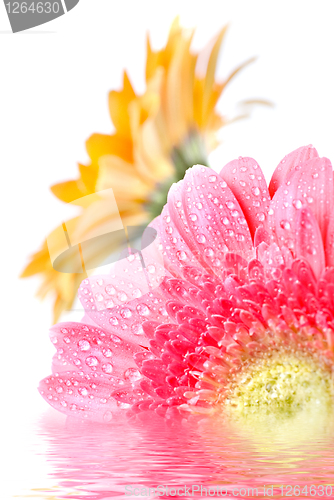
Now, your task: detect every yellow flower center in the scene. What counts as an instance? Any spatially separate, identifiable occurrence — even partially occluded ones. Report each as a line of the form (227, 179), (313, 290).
(225, 350), (334, 417)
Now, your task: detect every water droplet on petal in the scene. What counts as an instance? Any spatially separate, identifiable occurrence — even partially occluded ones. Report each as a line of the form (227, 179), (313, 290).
(189, 213), (198, 221)
(105, 285), (115, 296)
(204, 247), (214, 257)
(124, 368), (143, 382)
(94, 293), (104, 302)
(196, 202), (203, 210)
(120, 308), (132, 319)
(109, 317), (119, 326)
(102, 347), (112, 358)
(147, 264), (156, 274)
(208, 175), (217, 183)
(293, 199), (303, 209)
(78, 387), (88, 396)
(196, 234), (206, 243)
(280, 220), (291, 230)
(78, 339), (90, 351)
(136, 304), (150, 316)
(117, 292), (128, 302)
(131, 323), (144, 335)
(102, 363), (113, 374)
(177, 251), (187, 261)
(85, 356), (98, 367)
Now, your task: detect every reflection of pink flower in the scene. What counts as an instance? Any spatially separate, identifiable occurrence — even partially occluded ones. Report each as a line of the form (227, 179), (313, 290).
(40, 145), (334, 423)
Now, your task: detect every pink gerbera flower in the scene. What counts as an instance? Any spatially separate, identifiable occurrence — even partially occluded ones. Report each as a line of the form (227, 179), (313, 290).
(39, 145), (334, 423)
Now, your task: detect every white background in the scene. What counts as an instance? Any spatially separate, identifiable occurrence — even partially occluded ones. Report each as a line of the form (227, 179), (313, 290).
(1, 0), (334, 497)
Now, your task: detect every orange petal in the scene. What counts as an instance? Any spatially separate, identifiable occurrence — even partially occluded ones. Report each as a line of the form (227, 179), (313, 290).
(86, 133), (133, 164)
(108, 71), (136, 136)
(50, 180), (86, 203)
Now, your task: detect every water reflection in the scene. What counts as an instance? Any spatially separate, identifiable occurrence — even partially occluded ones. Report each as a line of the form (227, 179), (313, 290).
(30, 407), (334, 499)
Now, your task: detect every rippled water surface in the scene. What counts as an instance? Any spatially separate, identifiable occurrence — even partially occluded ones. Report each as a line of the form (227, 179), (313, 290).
(20, 406), (334, 499)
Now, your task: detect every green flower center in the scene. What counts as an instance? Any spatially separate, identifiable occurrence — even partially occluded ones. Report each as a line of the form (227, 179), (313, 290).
(147, 129), (209, 218)
(226, 351), (334, 417)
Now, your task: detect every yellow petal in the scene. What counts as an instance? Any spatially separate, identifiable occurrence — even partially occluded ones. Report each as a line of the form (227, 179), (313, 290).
(201, 25), (228, 126)
(50, 180), (86, 203)
(86, 133), (133, 164)
(96, 155), (151, 200)
(108, 71), (136, 136)
(78, 163), (98, 192)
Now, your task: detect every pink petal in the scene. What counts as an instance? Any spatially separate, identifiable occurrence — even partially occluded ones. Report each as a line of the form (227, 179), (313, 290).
(295, 207), (325, 278)
(39, 371), (125, 423)
(159, 204), (203, 275)
(325, 211), (334, 267)
(167, 165), (254, 279)
(220, 157), (270, 239)
(268, 145), (319, 198)
(266, 157), (333, 252)
(78, 274), (172, 346)
(49, 322), (144, 378)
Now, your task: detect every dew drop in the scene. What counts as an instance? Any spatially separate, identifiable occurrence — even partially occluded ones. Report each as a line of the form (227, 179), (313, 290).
(131, 323), (144, 335)
(78, 387), (88, 396)
(137, 304), (150, 316)
(280, 220), (291, 230)
(78, 339), (90, 352)
(117, 292), (128, 302)
(120, 308), (132, 319)
(147, 264), (156, 274)
(293, 199), (303, 209)
(196, 202), (203, 210)
(102, 363), (113, 374)
(196, 234), (206, 244)
(189, 213), (198, 221)
(109, 316), (119, 326)
(102, 347), (112, 358)
(226, 201), (235, 209)
(105, 285), (115, 296)
(124, 368), (143, 382)
(209, 175), (217, 183)
(94, 293), (104, 302)
(204, 247), (214, 257)
(177, 251), (187, 261)
(85, 356), (98, 367)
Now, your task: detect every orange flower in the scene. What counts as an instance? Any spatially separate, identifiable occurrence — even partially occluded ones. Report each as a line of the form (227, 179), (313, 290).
(21, 18), (269, 322)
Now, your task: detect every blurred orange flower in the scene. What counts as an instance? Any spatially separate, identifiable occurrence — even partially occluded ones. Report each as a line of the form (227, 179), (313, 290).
(21, 18), (269, 322)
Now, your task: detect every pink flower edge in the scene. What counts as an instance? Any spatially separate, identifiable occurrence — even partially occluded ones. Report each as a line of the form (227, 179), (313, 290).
(39, 145), (334, 423)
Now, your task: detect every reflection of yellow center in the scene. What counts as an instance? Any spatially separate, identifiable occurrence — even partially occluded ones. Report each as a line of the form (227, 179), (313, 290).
(225, 351), (334, 416)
